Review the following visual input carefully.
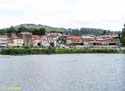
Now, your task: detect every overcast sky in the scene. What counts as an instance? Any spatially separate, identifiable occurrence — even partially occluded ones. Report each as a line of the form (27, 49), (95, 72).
(0, 0), (125, 31)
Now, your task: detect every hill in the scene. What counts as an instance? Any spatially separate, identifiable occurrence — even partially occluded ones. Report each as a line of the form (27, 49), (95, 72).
(14, 24), (66, 32)
(0, 23), (117, 35)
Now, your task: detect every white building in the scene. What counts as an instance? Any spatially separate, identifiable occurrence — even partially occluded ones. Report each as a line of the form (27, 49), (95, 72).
(40, 33), (62, 47)
(81, 35), (96, 41)
(13, 38), (24, 47)
(7, 38), (24, 47)
(40, 36), (50, 47)
(0, 35), (8, 47)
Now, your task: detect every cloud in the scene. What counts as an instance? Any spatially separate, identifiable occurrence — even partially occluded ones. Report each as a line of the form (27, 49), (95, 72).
(0, 0), (125, 30)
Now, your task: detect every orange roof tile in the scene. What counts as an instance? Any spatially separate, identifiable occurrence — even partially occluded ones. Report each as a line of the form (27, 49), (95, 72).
(32, 35), (41, 40)
(105, 37), (114, 41)
(67, 36), (81, 41)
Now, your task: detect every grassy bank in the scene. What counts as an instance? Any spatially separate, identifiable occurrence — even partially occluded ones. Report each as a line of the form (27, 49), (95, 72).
(1, 48), (124, 55)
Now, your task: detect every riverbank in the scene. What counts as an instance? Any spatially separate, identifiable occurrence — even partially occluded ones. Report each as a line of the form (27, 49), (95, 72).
(1, 48), (125, 55)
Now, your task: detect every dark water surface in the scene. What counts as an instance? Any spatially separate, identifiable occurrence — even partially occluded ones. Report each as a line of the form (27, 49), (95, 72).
(0, 54), (125, 91)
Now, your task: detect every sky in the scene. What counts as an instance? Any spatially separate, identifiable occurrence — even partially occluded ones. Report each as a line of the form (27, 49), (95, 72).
(0, 0), (125, 31)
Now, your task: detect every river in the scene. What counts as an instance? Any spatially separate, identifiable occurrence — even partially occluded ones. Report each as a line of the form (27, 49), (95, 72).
(0, 54), (125, 91)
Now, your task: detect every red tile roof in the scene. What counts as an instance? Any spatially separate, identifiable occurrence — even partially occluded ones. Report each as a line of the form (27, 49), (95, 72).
(105, 37), (114, 41)
(32, 35), (41, 40)
(67, 36), (81, 41)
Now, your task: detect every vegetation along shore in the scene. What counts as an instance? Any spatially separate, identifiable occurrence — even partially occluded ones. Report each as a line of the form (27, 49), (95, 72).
(1, 48), (125, 55)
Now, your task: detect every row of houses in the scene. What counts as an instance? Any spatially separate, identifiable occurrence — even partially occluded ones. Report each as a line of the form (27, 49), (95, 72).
(0, 32), (121, 48)
(0, 32), (62, 48)
(59, 34), (121, 48)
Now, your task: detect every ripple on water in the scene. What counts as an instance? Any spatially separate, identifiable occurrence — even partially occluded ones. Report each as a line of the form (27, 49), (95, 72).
(0, 54), (124, 91)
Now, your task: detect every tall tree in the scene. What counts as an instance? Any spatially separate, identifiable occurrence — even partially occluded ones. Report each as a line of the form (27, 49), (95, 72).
(33, 28), (46, 35)
(17, 26), (29, 33)
(121, 24), (125, 45)
(7, 26), (17, 34)
(39, 28), (46, 35)
(102, 30), (107, 35)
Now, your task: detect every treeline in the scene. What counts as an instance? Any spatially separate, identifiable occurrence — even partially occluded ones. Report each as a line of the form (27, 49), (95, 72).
(64, 28), (112, 35)
(1, 48), (122, 55)
(0, 26), (46, 35)
(0, 24), (117, 36)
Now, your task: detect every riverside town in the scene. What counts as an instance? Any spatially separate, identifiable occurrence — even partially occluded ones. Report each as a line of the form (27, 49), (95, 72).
(0, 24), (125, 55)
(0, 31), (122, 49)
(1, 1), (125, 91)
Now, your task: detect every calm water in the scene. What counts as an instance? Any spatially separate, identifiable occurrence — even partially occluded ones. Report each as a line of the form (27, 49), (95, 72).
(0, 54), (125, 91)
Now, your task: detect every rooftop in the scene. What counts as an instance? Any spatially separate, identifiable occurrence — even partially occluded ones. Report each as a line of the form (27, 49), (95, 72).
(32, 35), (41, 40)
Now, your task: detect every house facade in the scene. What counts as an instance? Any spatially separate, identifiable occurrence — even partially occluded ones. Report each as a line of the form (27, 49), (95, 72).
(7, 38), (24, 47)
(13, 38), (24, 47)
(0, 35), (8, 47)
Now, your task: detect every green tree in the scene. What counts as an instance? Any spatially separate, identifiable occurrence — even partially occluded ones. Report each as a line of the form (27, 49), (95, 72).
(7, 26), (17, 34)
(0, 29), (7, 34)
(32, 29), (38, 35)
(17, 26), (29, 33)
(39, 28), (46, 35)
(71, 29), (80, 35)
(50, 42), (54, 47)
(33, 28), (46, 35)
(102, 30), (107, 35)
(121, 24), (125, 46)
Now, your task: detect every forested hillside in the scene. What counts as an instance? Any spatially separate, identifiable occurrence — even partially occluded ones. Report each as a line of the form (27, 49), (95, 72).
(0, 24), (117, 35)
